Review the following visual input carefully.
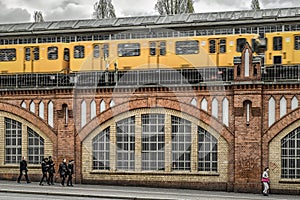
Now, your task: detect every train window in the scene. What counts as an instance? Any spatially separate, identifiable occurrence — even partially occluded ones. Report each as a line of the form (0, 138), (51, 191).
(295, 36), (300, 50)
(25, 48), (30, 61)
(48, 47), (58, 60)
(273, 37), (282, 51)
(0, 49), (16, 62)
(236, 38), (246, 52)
(64, 48), (69, 61)
(175, 40), (199, 55)
(118, 43), (140, 57)
(33, 47), (39, 60)
(94, 45), (100, 58)
(103, 44), (109, 58)
(209, 40), (216, 53)
(160, 41), (166, 56)
(93, 44), (109, 58)
(74, 46), (85, 59)
(150, 42), (156, 56)
(220, 39), (226, 53)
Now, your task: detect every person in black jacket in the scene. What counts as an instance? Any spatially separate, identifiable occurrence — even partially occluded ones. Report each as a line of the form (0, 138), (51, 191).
(39, 157), (49, 186)
(67, 160), (74, 186)
(47, 156), (55, 185)
(17, 157), (31, 183)
(58, 158), (68, 186)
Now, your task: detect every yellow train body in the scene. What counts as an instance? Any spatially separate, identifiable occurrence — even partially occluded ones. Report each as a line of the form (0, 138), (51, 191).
(0, 32), (299, 74)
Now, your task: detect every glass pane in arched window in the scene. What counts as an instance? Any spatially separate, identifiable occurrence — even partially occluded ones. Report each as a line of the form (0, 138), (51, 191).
(281, 128), (300, 179)
(5, 118), (22, 164)
(198, 127), (218, 172)
(116, 117), (135, 171)
(28, 127), (44, 164)
(92, 127), (110, 170)
(171, 116), (191, 171)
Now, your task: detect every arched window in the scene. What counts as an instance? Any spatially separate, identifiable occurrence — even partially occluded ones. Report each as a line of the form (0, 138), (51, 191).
(171, 116), (191, 171)
(39, 101), (44, 119)
(281, 128), (300, 179)
(48, 101), (54, 127)
(268, 97), (275, 127)
(110, 100), (115, 107)
(222, 98), (229, 126)
(81, 100), (86, 128)
(30, 101), (35, 113)
(28, 127), (44, 164)
(191, 98), (197, 107)
(280, 97), (287, 118)
(201, 98), (208, 112)
(116, 117), (135, 171)
(141, 114), (165, 171)
(21, 101), (26, 109)
(5, 118), (22, 164)
(291, 96), (298, 111)
(100, 100), (106, 113)
(212, 98), (218, 118)
(90, 100), (96, 119)
(92, 127), (110, 170)
(198, 127), (218, 172)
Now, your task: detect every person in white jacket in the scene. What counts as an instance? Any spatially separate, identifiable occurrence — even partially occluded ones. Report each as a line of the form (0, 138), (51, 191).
(261, 167), (270, 196)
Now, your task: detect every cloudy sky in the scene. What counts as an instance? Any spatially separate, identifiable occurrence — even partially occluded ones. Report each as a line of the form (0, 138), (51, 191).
(0, 0), (299, 24)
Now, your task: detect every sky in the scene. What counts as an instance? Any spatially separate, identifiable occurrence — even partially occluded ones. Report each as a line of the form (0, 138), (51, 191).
(0, 0), (299, 24)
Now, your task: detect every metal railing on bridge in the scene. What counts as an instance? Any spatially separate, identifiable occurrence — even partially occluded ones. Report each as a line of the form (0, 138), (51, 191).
(0, 67), (234, 89)
(1, 65), (300, 90)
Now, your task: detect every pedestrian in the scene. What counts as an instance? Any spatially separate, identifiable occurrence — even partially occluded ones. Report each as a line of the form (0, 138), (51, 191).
(47, 156), (55, 185)
(39, 157), (49, 186)
(262, 167), (270, 196)
(17, 156), (31, 183)
(67, 160), (74, 186)
(58, 158), (68, 186)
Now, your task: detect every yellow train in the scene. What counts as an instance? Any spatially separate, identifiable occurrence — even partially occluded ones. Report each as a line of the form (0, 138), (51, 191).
(0, 31), (299, 74)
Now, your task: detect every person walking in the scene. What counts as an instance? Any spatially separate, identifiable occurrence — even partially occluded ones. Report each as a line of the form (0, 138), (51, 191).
(47, 156), (55, 185)
(17, 157), (31, 183)
(58, 158), (68, 186)
(67, 160), (74, 186)
(262, 167), (270, 196)
(39, 157), (49, 186)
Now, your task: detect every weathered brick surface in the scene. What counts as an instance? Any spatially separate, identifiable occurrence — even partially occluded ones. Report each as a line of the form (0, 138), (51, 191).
(0, 45), (300, 193)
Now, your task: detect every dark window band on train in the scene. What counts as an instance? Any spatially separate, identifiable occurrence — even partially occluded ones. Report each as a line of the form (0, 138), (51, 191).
(74, 45), (85, 58)
(0, 49), (16, 61)
(175, 40), (199, 55)
(118, 43), (140, 57)
(48, 47), (58, 60)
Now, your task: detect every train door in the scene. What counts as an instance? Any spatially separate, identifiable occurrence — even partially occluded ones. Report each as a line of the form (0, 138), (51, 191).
(63, 48), (70, 73)
(24, 46), (39, 73)
(148, 41), (166, 68)
(208, 38), (226, 67)
(92, 43), (109, 70)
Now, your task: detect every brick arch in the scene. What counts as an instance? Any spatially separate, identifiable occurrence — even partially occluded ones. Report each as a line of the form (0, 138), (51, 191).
(77, 98), (234, 144)
(0, 101), (57, 143)
(262, 107), (300, 168)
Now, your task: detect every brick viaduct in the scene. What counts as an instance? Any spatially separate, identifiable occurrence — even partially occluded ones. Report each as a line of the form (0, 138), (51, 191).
(0, 44), (299, 194)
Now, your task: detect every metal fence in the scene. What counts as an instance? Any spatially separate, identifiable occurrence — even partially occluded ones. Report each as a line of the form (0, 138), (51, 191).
(0, 67), (234, 89)
(1, 66), (300, 89)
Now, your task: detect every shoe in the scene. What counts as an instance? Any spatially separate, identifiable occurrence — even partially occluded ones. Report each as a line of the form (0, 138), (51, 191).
(39, 183), (43, 186)
(26, 181), (31, 184)
(17, 181), (20, 184)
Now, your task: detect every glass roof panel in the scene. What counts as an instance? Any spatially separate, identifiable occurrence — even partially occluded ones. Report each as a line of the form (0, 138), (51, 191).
(75, 20), (96, 28)
(93, 18), (117, 27)
(10, 23), (33, 31)
(31, 22), (52, 30)
(0, 24), (14, 32)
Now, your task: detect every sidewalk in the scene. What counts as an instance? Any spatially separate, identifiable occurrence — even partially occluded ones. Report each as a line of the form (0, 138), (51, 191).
(0, 180), (299, 200)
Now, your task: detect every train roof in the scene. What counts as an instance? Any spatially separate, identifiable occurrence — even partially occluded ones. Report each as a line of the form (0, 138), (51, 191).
(0, 7), (300, 35)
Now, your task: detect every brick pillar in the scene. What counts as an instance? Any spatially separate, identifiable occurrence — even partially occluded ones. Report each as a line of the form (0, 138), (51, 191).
(233, 42), (263, 193)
